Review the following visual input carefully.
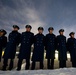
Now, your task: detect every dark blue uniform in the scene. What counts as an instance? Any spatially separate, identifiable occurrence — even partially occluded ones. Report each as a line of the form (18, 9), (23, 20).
(56, 35), (67, 68)
(17, 31), (34, 70)
(3, 31), (21, 70)
(67, 38), (76, 67)
(45, 33), (56, 69)
(0, 36), (7, 62)
(31, 33), (45, 69)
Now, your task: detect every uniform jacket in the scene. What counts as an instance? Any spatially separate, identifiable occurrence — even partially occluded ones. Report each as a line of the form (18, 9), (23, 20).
(67, 38), (76, 61)
(32, 33), (45, 61)
(56, 35), (67, 60)
(45, 33), (56, 59)
(0, 36), (7, 59)
(18, 31), (34, 59)
(3, 31), (21, 59)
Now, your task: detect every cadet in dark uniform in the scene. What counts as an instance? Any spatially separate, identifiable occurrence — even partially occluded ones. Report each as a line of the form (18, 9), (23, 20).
(0, 29), (7, 62)
(17, 25), (34, 70)
(56, 29), (67, 68)
(2, 25), (21, 71)
(45, 27), (56, 69)
(31, 27), (45, 70)
(67, 32), (76, 67)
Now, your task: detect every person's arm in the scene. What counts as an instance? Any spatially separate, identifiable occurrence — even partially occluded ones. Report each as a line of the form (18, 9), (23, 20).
(66, 38), (70, 52)
(56, 36), (58, 51)
(44, 35), (48, 50)
(3, 36), (7, 48)
(16, 33), (21, 46)
(31, 33), (34, 45)
(55, 36), (57, 50)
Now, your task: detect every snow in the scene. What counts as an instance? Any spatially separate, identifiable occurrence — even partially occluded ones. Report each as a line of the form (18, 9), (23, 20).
(0, 68), (76, 75)
(0, 51), (72, 75)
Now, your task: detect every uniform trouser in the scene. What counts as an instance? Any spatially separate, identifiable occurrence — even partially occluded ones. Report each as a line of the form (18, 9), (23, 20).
(0, 51), (2, 62)
(72, 60), (76, 67)
(47, 59), (54, 69)
(59, 60), (66, 68)
(17, 59), (30, 70)
(2, 58), (14, 70)
(0, 49), (2, 62)
(31, 61), (44, 70)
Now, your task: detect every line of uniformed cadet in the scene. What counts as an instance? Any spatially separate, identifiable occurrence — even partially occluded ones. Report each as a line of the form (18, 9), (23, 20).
(0, 25), (76, 71)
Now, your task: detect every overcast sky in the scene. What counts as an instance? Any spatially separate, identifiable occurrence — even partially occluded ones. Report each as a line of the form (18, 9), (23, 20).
(0, 0), (76, 37)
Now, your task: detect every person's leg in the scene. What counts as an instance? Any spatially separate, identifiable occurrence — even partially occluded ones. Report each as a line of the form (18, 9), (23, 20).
(72, 60), (76, 67)
(17, 59), (23, 71)
(50, 59), (54, 69)
(8, 59), (14, 70)
(59, 60), (63, 68)
(40, 61), (44, 69)
(47, 59), (51, 69)
(63, 60), (66, 68)
(72, 60), (74, 67)
(74, 60), (76, 67)
(0, 50), (2, 62)
(31, 61), (35, 70)
(2, 59), (8, 71)
(25, 59), (30, 70)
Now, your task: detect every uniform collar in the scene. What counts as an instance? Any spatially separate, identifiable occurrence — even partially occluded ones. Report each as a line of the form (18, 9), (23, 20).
(70, 37), (75, 39)
(60, 34), (64, 36)
(49, 33), (53, 35)
(12, 30), (18, 33)
(0, 35), (3, 37)
(25, 31), (31, 33)
(38, 33), (43, 35)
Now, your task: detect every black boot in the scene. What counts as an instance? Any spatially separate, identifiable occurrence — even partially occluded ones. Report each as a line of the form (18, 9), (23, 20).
(8, 59), (14, 70)
(16, 59), (23, 71)
(2, 59), (8, 71)
(25, 59), (30, 70)
(31, 61), (35, 70)
(40, 61), (44, 69)
(47, 59), (51, 69)
(50, 59), (54, 69)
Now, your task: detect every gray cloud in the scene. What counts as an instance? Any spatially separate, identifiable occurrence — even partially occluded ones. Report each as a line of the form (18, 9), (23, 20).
(0, 0), (47, 35)
(0, 0), (76, 37)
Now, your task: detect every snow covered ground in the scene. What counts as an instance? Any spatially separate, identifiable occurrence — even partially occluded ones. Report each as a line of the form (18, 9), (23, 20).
(0, 68), (76, 75)
(0, 51), (73, 75)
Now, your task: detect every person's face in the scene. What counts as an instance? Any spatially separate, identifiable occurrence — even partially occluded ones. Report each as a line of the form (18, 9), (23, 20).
(13, 28), (19, 31)
(60, 31), (64, 35)
(49, 30), (53, 34)
(26, 28), (31, 32)
(38, 29), (43, 34)
(0, 32), (4, 36)
(71, 34), (75, 38)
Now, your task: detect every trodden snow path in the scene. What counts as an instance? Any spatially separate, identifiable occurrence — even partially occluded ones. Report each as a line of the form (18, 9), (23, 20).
(0, 68), (76, 75)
